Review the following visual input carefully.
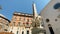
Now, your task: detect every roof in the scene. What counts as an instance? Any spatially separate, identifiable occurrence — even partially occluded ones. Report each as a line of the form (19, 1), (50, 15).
(0, 14), (10, 23)
(0, 14), (6, 18)
(13, 12), (33, 17)
(14, 12), (33, 15)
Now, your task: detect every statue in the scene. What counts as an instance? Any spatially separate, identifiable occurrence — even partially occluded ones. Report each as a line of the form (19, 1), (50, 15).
(31, 3), (46, 34)
(32, 16), (42, 28)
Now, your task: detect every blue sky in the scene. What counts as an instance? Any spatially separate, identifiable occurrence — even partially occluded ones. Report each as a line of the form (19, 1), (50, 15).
(0, 0), (50, 20)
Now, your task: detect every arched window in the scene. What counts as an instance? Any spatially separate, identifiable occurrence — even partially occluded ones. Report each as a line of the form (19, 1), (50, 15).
(27, 30), (29, 34)
(17, 31), (18, 34)
(54, 3), (60, 9)
(22, 31), (24, 34)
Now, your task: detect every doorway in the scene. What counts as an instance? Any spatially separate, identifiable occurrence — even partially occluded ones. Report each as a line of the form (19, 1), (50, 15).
(48, 24), (54, 34)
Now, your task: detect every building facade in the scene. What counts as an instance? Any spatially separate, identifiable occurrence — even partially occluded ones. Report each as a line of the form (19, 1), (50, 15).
(9, 12), (33, 34)
(0, 14), (10, 32)
(40, 0), (60, 34)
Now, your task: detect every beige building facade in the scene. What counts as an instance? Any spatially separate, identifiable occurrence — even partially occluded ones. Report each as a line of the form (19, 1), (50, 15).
(9, 12), (33, 34)
(0, 14), (10, 32)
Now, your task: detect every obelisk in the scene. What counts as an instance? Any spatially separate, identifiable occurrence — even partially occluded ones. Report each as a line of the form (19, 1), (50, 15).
(32, 3), (46, 34)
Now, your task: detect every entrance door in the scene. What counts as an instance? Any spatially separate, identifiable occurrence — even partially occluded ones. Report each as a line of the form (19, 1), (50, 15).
(48, 24), (54, 34)
(49, 27), (54, 34)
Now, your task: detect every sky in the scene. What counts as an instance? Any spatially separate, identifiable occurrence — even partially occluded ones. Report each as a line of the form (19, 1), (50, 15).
(0, 0), (50, 20)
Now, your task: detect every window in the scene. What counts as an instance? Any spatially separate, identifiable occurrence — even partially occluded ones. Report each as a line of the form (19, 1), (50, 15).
(19, 18), (21, 21)
(49, 27), (54, 34)
(48, 24), (54, 34)
(18, 22), (20, 26)
(27, 19), (29, 22)
(27, 30), (29, 34)
(54, 3), (60, 9)
(13, 22), (15, 26)
(22, 31), (24, 34)
(26, 22), (29, 25)
(46, 19), (49, 23)
(17, 31), (18, 34)
(4, 29), (8, 31)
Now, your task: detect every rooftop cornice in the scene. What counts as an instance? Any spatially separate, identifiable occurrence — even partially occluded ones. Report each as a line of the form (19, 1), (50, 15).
(0, 16), (10, 23)
(13, 12), (33, 17)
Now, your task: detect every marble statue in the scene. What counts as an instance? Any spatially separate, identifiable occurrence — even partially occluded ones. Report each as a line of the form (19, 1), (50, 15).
(31, 3), (46, 34)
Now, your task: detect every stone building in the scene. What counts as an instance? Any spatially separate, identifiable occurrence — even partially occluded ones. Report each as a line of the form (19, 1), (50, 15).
(40, 0), (60, 34)
(9, 12), (33, 34)
(0, 14), (10, 32)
